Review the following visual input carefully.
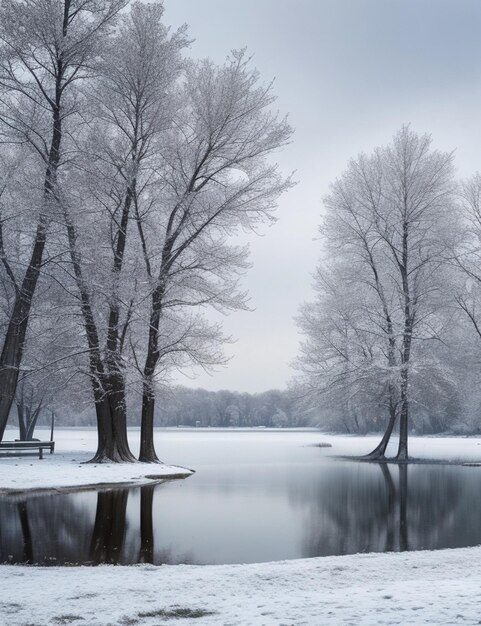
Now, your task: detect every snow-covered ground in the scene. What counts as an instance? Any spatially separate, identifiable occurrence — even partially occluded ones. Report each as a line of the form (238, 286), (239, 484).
(3, 428), (481, 625)
(0, 428), (193, 493)
(2, 546), (481, 625)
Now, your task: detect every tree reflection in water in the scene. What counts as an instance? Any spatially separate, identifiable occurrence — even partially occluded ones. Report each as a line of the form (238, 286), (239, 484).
(16, 501), (33, 564)
(2, 464), (481, 565)
(303, 462), (481, 558)
(0, 485), (164, 566)
(139, 484), (155, 564)
(89, 489), (129, 565)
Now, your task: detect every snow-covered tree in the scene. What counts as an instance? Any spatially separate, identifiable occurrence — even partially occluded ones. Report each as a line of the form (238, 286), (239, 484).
(0, 0), (126, 440)
(295, 127), (458, 459)
(134, 50), (293, 461)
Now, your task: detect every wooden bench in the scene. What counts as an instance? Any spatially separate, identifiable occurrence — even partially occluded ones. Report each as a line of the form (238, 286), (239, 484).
(0, 440), (55, 459)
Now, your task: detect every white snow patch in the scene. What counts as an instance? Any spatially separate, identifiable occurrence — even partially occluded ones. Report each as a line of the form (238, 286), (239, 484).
(0, 428), (192, 492)
(2, 546), (481, 625)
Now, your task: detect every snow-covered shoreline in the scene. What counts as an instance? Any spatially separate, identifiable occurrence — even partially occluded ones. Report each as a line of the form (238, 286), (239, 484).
(2, 429), (481, 624)
(0, 451), (193, 494)
(2, 546), (481, 625)
(0, 427), (194, 493)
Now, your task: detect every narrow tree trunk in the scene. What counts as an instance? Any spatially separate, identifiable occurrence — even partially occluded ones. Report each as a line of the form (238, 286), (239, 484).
(139, 378), (161, 462)
(103, 181), (137, 462)
(50, 410), (55, 442)
(364, 411), (397, 460)
(396, 324), (412, 461)
(106, 372), (136, 462)
(395, 216), (412, 462)
(64, 216), (135, 463)
(396, 374), (409, 461)
(26, 403), (42, 440)
(16, 400), (26, 441)
(0, 93), (62, 439)
(139, 289), (163, 463)
(364, 387), (398, 459)
(0, 222), (47, 440)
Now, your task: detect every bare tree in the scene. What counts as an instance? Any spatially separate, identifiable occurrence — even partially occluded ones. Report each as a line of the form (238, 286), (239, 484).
(0, 0), (126, 440)
(58, 2), (187, 461)
(296, 127), (456, 459)
(135, 51), (293, 461)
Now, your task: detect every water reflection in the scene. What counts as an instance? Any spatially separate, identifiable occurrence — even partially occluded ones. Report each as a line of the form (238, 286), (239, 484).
(303, 463), (471, 557)
(90, 489), (129, 564)
(1, 461), (481, 565)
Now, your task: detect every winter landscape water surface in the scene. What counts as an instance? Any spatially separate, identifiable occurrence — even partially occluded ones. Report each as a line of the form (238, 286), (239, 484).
(2, 428), (481, 566)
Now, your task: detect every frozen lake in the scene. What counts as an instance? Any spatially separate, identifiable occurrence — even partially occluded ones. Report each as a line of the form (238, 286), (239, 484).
(2, 428), (481, 565)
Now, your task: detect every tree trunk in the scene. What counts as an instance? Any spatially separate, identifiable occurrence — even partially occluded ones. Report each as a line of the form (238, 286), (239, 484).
(0, 94), (62, 440)
(396, 217), (412, 462)
(364, 388), (398, 459)
(88, 388), (135, 463)
(0, 223), (47, 440)
(102, 180), (137, 462)
(106, 372), (136, 462)
(139, 378), (161, 462)
(16, 400), (26, 441)
(364, 411), (397, 459)
(396, 376), (409, 461)
(139, 289), (163, 463)
(64, 216), (135, 463)
(26, 403), (42, 440)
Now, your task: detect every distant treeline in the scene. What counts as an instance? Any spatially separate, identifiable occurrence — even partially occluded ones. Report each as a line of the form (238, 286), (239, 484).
(11, 383), (480, 435)
(41, 387), (308, 429)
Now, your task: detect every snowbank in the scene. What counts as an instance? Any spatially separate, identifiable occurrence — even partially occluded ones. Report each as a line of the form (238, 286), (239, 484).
(2, 545), (481, 625)
(0, 429), (192, 493)
(0, 451), (192, 493)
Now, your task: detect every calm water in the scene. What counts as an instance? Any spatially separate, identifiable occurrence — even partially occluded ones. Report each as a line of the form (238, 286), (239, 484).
(1, 429), (481, 565)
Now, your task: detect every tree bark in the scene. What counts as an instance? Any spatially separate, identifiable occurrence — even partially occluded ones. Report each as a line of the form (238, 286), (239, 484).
(16, 399), (26, 441)
(88, 387), (135, 463)
(395, 216), (412, 462)
(0, 221), (48, 440)
(64, 216), (135, 463)
(364, 406), (397, 460)
(139, 378), (161, 462)
(139, 288), (163, 462)
(396, 374), (409, 461)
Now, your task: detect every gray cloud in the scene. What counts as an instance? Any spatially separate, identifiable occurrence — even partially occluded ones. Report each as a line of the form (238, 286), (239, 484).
(164, 0), (481, 391)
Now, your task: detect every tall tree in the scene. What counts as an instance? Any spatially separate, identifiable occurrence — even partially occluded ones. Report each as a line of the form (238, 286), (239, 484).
(136, 51), (293, 461)
(296, 127), (456, 459)
(0, 0), (126, 440)
(59, 2), (188, 461)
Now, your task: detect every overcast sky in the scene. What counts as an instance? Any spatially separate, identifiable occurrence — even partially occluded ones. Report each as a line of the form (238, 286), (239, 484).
(163, 0), (481, 393)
